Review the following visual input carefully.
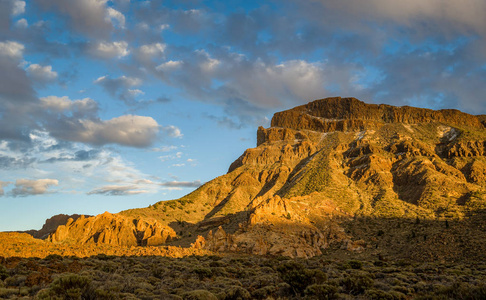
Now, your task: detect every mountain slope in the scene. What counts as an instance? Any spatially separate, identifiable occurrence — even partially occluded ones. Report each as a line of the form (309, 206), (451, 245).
(47, 97), (486, 259)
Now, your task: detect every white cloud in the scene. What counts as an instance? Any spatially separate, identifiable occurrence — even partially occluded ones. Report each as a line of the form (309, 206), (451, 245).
(0, 132), (163, 197)
(159, 180), (202, 188)
(15, 18), (28, 28)
(65, 115), (159, 147)
(0, 41), (24, 59)
(87, 185), (149, 196)
(158, 151), (182, 162)
(159, 24), (170, 31)
(151, 145), (178, 152)
(36, 0), (112, 37)
(127, 89), (144, 97)
(40, 96), (98, 114)
(88, 41), (130, 59)
(161, 125), (183, 138)
(105, 7), (125, 28)
(138, 43), (166, 58)
(196, 49), (220, 73)
(156, 60), (183, 72)
(94, 75), (142, 87)
(94, 75), (143, 103)
(11, 0), (25, 16)
(10, 178), (58, 197)
(26, 64), (58, 83)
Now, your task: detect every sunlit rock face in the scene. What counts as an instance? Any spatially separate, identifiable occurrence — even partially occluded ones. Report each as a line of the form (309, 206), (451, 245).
(48, 212), (176, 247)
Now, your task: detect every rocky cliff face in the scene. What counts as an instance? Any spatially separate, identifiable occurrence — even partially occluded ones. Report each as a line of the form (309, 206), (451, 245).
(48, 212), (176, 247)
(24, 214), (87, 239)
(47, 97), (486, 259)
(271, 97), (484, 133)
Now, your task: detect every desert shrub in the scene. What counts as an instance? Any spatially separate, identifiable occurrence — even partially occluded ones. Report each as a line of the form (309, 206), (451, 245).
(365, 289), (406, 300)
(277, 261), (327, 295)
(374, 260), (387, 267)
(250, 274), (278, 289)
(219, 286), (251, 300)
(0, 288), (19, 297)
(134, 288), (157, 300)
(211, 277), (242, 289)
(0, 265), (8, 280)
(39, 273), (95, 300)
(44, 254), (63, 261)
(304, 284), (338, 300)
(436, 282), (486, 300)
(348, 260), (363, 270)
(25, 271), (51, 287)
(182, 289), (218, 300)
(194, 267), (213, 280)
(340, 273), (374, 295)
(392, 285), (412, 295)
(209, 261), (225, 268)
(122, 278), (154, 294)
(251, 285), (276, 299)
(151, 266), (167, 279)
(94, 287), (121, 300)
(5, 274), (26, 287)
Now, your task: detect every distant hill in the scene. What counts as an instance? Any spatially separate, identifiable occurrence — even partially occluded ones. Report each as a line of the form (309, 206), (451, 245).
(44, 97), (486, 260)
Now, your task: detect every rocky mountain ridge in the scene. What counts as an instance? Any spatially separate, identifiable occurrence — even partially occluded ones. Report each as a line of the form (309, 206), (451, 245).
(42, 97), (486, 259)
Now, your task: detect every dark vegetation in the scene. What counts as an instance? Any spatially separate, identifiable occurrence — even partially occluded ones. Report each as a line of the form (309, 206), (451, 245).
(1, 254), (486, 299)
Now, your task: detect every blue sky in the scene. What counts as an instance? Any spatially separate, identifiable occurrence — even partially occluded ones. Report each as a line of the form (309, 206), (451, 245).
(1, 0), (485, 231)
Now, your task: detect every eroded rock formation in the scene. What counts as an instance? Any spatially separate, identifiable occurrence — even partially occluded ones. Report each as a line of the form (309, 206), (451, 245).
(48, 212), (176, 247)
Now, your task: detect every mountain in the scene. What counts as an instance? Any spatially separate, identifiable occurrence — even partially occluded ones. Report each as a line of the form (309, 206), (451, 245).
(46, 97), (486, 260)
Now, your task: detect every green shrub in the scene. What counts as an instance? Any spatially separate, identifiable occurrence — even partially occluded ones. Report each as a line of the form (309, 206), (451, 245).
(304, 284), (338, 300)
(151, 266), (166, 279)
(44, 273), (95, 300)
(277, 261), (327, 295)
(436, 282), (486, 300)
(251, 286), (276, 299)
(365, 289), (406, 300)
(0, 265), (8, 280)
(340, 273), (373, 295)
(44, 254), (63, 261)
(5, 274), (26, 287)
(182, 289), (218, 300)
(0, 288), (20, 298)
(95, 288), (120, 300)
(193, 267), (212, 280)
(348, 260), (363, 270)
(219, 286), (251, 300)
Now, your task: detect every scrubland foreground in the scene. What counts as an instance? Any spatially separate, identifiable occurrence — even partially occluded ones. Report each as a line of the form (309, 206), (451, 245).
(1, 252), (486, 299)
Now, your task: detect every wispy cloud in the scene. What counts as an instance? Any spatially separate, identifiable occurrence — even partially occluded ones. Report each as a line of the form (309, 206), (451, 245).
(87, 185), (148, 196)
(159, 180), (202, 188)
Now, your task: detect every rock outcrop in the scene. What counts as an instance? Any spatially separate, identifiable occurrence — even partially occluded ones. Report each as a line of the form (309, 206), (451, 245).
(24, 214), (87, 239)
(48, 212), (176, 247)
